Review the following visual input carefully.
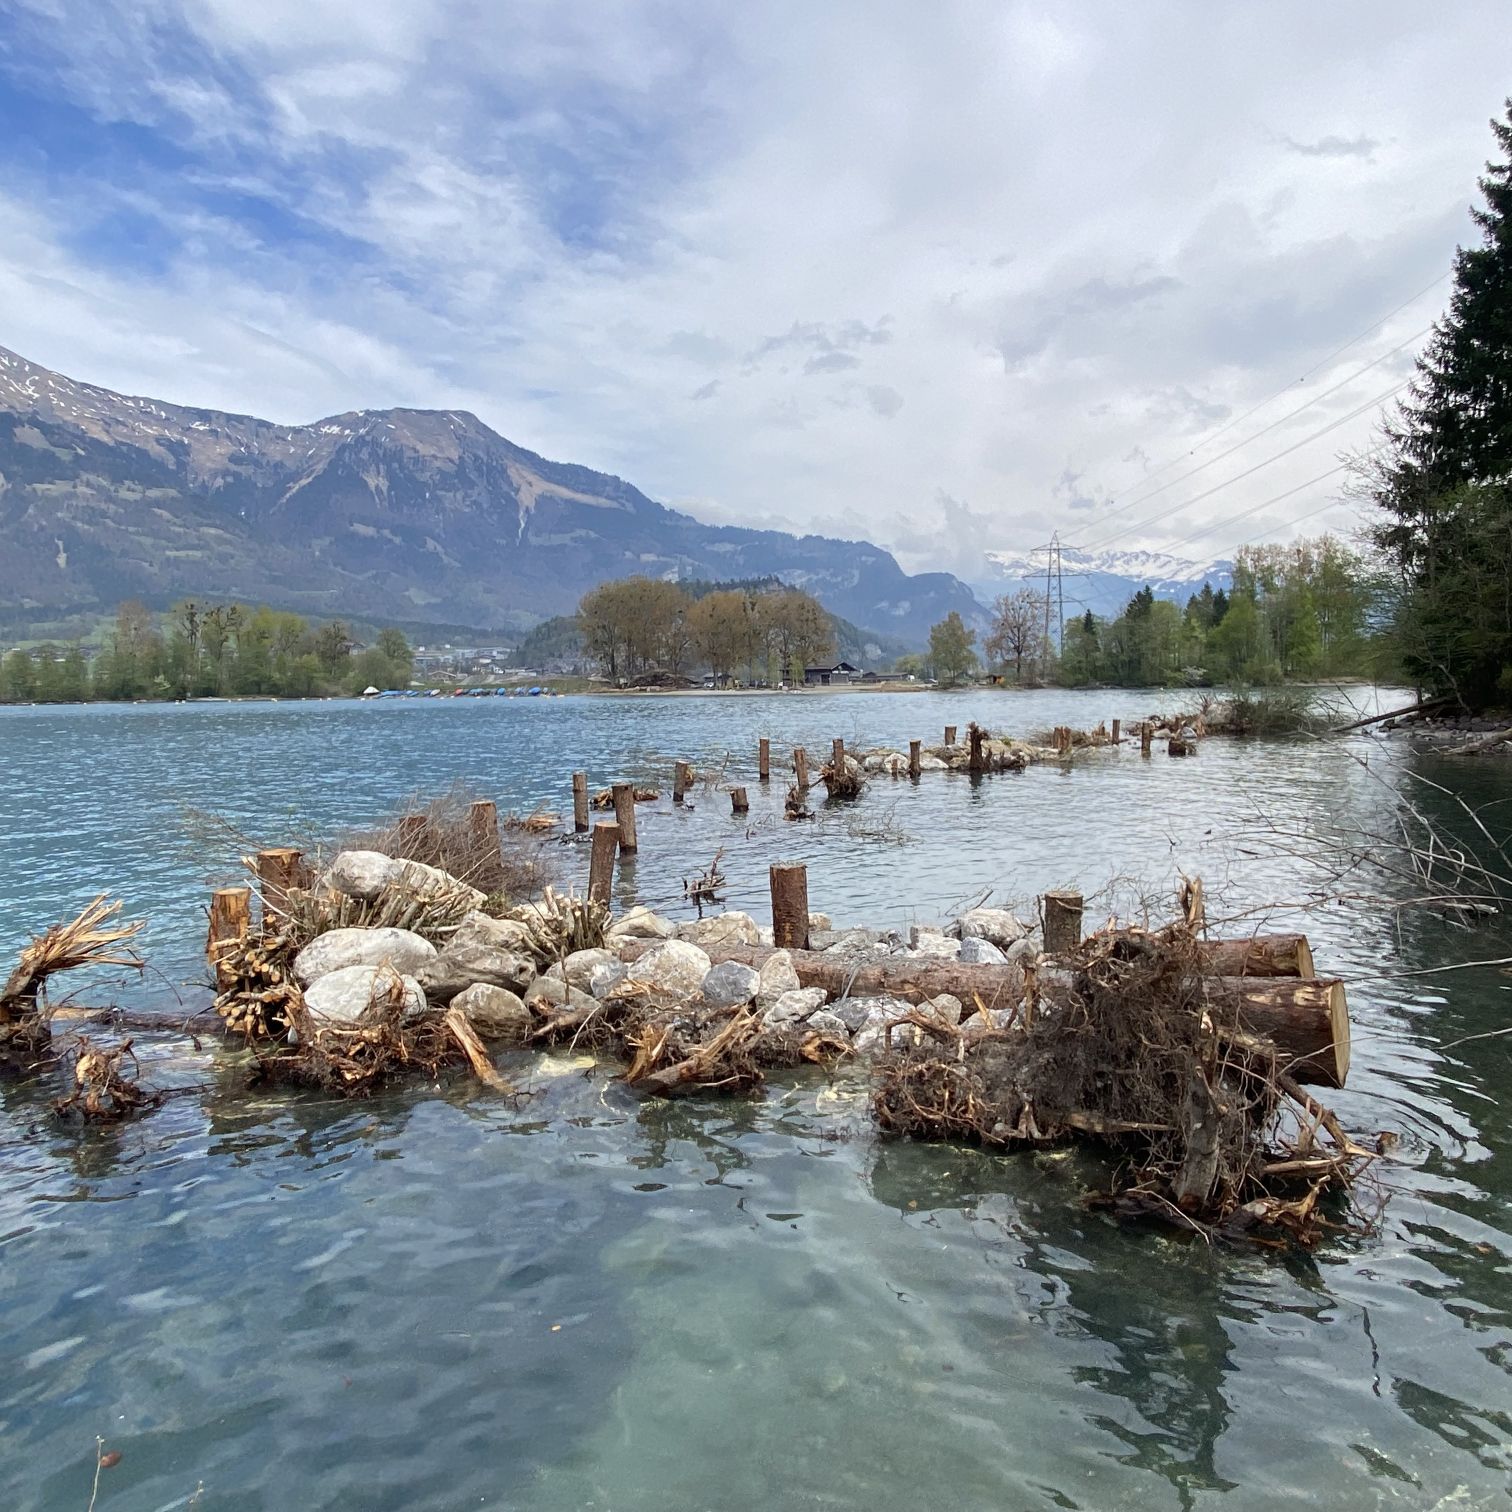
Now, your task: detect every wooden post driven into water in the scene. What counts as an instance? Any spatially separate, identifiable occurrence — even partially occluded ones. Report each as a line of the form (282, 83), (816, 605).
(1111, 718), (1121, 745)
(909, 739), (922, 779)
(611, 783), (638, 853)
(945, 725), (957, 747)
(673, 761), (693, 804)
(207, 886), (252, 985)
(758, 738), (771, 782)
(731, 786), (749, 815)
(1042, 891), (1084, 956)
(572, 771), (590, 833)
(588, 822), (619, 906)
(770, 863), (811, 951)
(793, 747), (810, 791)
(254, 848), (305, 930)
(1140, 721), (1153, 758)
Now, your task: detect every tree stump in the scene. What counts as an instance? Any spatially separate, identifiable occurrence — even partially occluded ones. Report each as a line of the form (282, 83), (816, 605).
(1042, 890), (1083, 955)
(909, 739), (922, 779)
(674, 761), (693, 804)
(758, 738), (771, 782)
(731, 786), (749, 814)
(794, 747), (810, 790)
(207, 887), (252, 987)
(1140, 722), (1153, 757)
(572, 771), (590, 833)
(254, 848), (305, 931)
(945, 725), (957, 746)
(1111, 718), (1121, 744)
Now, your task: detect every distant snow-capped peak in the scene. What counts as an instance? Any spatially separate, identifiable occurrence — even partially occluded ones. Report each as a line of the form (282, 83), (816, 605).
(984, 545), (1231, 586)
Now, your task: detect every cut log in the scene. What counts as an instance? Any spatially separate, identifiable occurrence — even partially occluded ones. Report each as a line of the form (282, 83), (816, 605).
(1212, 976), (1350, 1088)
(1200, 934), (1314, 979)
(607, 939), (1348, 1085)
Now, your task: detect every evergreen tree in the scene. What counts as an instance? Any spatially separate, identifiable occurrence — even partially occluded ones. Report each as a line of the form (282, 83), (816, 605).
(1371, 99), (1512, 704)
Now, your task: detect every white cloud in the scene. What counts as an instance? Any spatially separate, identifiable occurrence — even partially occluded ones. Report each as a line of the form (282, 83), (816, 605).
(1, 0), (1508, 583)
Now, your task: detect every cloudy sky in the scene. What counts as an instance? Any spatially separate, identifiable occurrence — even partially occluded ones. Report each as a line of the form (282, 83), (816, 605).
(0, 2), (1506, 581)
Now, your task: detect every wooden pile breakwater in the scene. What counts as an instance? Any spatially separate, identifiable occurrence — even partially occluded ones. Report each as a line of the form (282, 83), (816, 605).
(1, 770), (1377, 1244)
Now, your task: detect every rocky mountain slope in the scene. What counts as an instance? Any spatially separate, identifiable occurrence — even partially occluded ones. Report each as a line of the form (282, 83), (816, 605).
(0, 345), (985, 645)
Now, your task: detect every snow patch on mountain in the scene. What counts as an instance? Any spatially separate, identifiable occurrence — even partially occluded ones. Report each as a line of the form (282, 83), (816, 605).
(976, 546), (1233, 618)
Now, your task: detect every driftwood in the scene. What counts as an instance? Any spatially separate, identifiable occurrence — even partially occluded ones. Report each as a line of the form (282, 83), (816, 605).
(1451, 725), (1512, 755)
(1331, 695), (1450, 733)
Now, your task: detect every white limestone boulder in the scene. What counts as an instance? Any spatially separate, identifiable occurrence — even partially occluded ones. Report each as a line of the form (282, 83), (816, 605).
(293, 927), (437, 987)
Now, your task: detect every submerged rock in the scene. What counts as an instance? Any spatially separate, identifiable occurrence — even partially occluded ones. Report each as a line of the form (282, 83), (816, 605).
(675, 911), (762, 949)
(302, 963), (426, 1025)
(625, 939), (712, 998)
(293, 927), (437, 987)
(452, 982), (531, 1044)
(701, 960), (761, 1008)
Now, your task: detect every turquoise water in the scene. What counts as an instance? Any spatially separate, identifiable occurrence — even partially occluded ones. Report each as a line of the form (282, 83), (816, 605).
(1, 690), (1510, 1509)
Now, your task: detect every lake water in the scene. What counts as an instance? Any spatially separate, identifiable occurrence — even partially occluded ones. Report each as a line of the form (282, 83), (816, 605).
(1, 689), (1510, 1510)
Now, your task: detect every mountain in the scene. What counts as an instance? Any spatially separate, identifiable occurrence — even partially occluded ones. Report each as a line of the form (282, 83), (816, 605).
(975, 546), (1234, 621)
(0, 345), (986, 647)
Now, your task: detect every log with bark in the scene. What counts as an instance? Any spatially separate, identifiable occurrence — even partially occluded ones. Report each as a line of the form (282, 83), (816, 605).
(1198, 933), (1314, 978)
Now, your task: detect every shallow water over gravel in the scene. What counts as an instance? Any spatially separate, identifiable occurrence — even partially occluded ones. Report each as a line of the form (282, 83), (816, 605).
(1, 689), (1510, 1510)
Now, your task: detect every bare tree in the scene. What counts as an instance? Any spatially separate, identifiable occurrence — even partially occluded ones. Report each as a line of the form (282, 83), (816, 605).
(985, 589), (1046, 683)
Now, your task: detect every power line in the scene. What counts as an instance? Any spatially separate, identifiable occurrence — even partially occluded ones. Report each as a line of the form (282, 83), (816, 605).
(1078, 375), (1410, 556)
(1103, 270), (1447, 504)
(1104, 322), (1431, 519)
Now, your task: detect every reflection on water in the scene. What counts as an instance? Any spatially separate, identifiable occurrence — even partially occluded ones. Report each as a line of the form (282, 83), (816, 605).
(2, 690), (1511, 1509)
